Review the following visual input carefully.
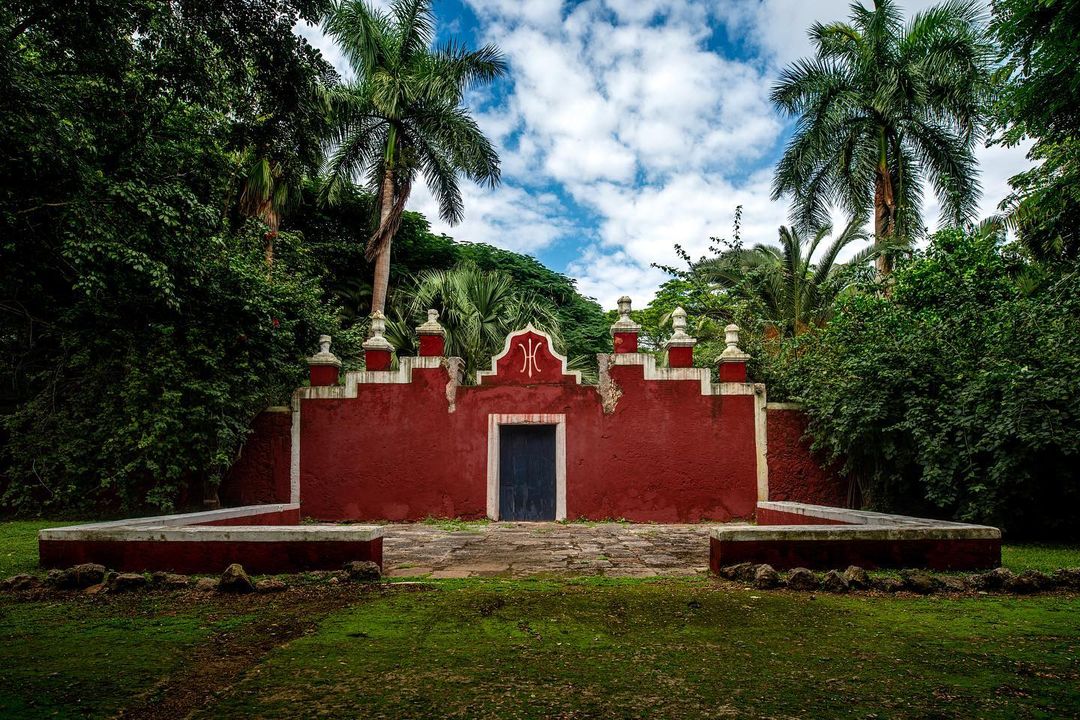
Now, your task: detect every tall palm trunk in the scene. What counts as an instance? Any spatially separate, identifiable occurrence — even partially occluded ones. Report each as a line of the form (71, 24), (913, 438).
(874, 168), (896, 277)
(369, 166), (395, 315)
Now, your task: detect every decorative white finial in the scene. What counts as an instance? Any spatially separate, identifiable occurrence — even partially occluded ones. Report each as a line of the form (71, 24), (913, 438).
(665, 306), (696, 348)
(720, 323), (749, 360)
(308, 334), (342, 367)
(415, 308), (445, 336)
(610, 295), (642, 336)
(362, 311), (393, 351)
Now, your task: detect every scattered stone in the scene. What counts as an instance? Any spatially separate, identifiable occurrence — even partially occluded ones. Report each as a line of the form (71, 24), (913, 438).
(84, 583), (107, 596)
(344, 560), (382, 583)
(1, 574), (42, 591)
(1052, 568), (1080, 590)
(255, 578), (287, 594)
(1005, 570), (1051, 595)
(971, 567), (1015, 591)
(786, 567), (819, 591)
(940, 576), (969, 593)
(218, 564), (255, 593)
(752, 564), (780, 589)
(194, 577), (218, 592)
(874, 576), (906, 593)
(109, 573), (149, 593)
(900, 569), (941, 594)
(842, 565), (870, 590)
(821, 570), (850, 593)
(718, 562), (753, 581)
(45, 566), (105, 589)
(150, 572), (190, 589)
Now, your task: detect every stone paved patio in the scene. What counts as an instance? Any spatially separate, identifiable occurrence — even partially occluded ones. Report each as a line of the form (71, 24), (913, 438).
(381, 521), (747, 578)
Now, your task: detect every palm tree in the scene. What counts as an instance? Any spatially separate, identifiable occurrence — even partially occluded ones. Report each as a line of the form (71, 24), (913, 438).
(321, 0), (507, 314)
(408, 264), (566, 380)
(696, 218), (871, 338)
(771, 0), (992, 276)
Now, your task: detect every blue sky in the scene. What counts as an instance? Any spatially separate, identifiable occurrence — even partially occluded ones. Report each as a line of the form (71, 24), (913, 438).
(297, 0), (1031, 309)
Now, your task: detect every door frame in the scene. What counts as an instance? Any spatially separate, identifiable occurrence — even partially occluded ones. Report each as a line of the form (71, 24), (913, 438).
(486, 413), (566, 521)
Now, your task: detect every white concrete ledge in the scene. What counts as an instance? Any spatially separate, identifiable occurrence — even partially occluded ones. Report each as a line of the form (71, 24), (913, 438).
(712, 525), (1001, 542)
(40, 524), (383, 543)
(42, 504), (300, 532)
(758, 501), (994, 528)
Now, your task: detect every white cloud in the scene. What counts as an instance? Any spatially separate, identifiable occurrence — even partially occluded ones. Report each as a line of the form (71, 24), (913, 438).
(297, 0), (1035, 311)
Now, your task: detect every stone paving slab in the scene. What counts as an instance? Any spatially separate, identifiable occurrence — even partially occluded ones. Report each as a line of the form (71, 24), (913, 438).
(382, 522), (745, 578)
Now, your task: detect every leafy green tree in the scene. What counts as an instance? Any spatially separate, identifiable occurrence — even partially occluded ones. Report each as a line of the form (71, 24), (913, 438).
(991, 0), (1080, 263)
(695, 218), (871, 339)
(0, 0), (340, 511)
(771, 0), (993, 275)
(406, 264), (565, 381)
(794, 228), (1080, 538)
(321, 0), (506, 315)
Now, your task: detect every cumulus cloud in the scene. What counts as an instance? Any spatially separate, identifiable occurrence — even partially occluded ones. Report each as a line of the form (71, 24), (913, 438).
(298, 0), (1035, 309)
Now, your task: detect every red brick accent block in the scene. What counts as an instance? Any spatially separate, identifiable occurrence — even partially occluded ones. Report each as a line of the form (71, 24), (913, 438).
(309, 364), (339, 386)
(718, 361), (747, 383)
(613, 332), (638, 353)
(365, 348), (392, 371)
(667, 346), (693, 368)
(418, 334), (445, 356)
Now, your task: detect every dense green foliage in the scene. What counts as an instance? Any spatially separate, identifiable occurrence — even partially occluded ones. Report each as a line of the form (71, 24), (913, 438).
(991, 0), (1080, 263)
(771, 0), (992, 273)
(0, 2), (605, 513)
(793, 229), (1080, 538)
(0, 0), (343, 512)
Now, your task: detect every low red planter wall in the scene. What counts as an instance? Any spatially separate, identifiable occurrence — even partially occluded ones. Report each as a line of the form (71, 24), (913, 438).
(710, 535), (1001, 572)
(39, 537), (382, 575)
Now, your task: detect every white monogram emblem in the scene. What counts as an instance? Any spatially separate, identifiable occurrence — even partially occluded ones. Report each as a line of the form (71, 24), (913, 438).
(517, 338), (542, 378)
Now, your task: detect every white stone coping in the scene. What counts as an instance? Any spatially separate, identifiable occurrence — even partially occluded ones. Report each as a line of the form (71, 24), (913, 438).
(39, 504), (383, 543)
(757, 501), (995, 529)
(765, 402), (804, 411)
(711, 525), (1002, 542)
(42, 504), (301, 532)
(608, 352), (760, 396)
(710, 501), (1002, 541)
(40, 524), (383, 543)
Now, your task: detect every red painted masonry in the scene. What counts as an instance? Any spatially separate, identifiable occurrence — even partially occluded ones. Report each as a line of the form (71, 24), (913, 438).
(765, 408), (847, 507)
(309, 364), (339, 387)
(220, 410), (292, 507)
(39, 537), (382, 575)
(290, 329), (762, 523)
(710, 535), (1000, 572)
(418, 334), (445, 356)
(613, 332), (638, 353)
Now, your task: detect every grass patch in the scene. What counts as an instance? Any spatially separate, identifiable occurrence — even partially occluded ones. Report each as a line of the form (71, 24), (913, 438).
(1003, 544), (1080, 573)
(420, 517), (490, 533)
(0, 520), (90, 577)
(197, 578), (1080, 719)
(0, 595), (259, 718)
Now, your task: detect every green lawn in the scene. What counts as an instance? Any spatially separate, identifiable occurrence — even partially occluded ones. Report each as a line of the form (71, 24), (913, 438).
(0, 579), (1077, 719)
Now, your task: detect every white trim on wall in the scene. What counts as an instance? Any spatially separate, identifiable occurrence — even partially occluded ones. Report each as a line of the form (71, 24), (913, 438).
(486, 413), (567, 521)
(754, 387), (769, 503)
(290, 390), (301, 504)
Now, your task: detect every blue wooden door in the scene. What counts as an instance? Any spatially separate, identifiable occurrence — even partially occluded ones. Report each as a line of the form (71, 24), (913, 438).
(499, 425), (556, 521)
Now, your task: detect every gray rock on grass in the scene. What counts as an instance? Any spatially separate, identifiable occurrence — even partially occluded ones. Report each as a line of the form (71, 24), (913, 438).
(218, 563), (255, 593)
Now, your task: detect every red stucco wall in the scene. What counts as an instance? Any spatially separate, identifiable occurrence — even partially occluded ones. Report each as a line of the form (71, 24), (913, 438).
(220, 410), (292, 506)
(765, 408), (847, 507)
(297, 359), (760, 523)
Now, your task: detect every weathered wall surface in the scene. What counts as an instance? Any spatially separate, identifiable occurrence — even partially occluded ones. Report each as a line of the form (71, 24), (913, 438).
(219, 409), (292, 507)
(296, 361), (759, 523)
(219, 330), (843, 524)
(765, 407), (847, 507)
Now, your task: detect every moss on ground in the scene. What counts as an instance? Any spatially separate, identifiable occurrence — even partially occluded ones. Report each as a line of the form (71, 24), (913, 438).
(195, 579), (1080, 719)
